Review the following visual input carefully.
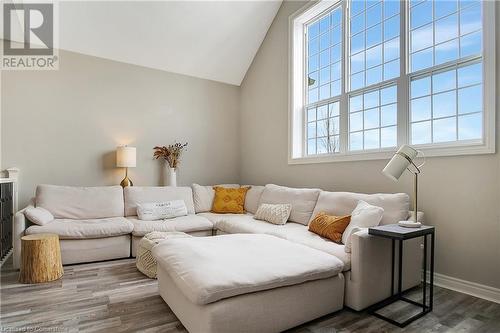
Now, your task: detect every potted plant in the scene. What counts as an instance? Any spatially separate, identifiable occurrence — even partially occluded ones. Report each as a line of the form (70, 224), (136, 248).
(153, 142), (188, 187)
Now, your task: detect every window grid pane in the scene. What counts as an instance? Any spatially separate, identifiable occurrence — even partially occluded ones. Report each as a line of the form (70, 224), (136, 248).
(306, 6), (343, 105)
(409, 61), (483, 145)
(348, 0), (400, 91)
(409, 0), (482, 73)
(307, 102), (341, 155)
(348, 84), (398, 151)
(299, 0), (486, 158)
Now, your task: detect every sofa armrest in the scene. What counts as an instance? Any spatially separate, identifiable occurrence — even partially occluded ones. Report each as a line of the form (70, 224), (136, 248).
(349, 230), (392, 301)
(13, 205), (33, 269)
(345, 229), (422, 310)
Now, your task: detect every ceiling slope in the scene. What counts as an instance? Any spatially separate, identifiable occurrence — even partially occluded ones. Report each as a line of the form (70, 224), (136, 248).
(56, 1), (281, 86)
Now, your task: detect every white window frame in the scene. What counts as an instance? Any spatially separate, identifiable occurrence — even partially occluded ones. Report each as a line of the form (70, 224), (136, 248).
(288, 0), (495, 165)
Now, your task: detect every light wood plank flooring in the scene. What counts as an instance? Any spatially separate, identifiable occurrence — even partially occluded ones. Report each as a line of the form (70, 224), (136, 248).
(1, 257), (499, 333)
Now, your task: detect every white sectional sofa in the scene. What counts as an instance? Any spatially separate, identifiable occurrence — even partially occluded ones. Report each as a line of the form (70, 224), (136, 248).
(14, 183), (423, 311)
(15, 185), (133, 265)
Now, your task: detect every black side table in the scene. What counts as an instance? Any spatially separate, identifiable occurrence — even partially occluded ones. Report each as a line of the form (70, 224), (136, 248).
(367, 224), (435, 327)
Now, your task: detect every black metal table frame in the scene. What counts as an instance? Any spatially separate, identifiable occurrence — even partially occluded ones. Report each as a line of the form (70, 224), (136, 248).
(368, 229), (435, 327)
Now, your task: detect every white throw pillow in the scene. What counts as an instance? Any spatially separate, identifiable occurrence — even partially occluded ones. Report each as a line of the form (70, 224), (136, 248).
(24, 206), (54, 226)
(254, 203), (292, 225)
(342, 200), (384, 253)
(137, 200), (188, 221)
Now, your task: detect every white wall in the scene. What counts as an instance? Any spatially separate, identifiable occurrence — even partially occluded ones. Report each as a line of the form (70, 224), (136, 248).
(2, 50), (241, 207)
(240, 1), (500, 289)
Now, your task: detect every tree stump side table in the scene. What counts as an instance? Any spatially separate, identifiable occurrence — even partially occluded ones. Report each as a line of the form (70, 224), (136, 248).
(19, 233), (64, 284)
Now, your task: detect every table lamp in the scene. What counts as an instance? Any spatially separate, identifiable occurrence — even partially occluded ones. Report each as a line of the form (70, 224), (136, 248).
(382, 145), (424, 228)
(116, 146), (136, 187)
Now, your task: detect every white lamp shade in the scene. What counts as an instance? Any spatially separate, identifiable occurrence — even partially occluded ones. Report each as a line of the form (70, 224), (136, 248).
(382, 145), (418, 181)
(116, 146), (136, 168)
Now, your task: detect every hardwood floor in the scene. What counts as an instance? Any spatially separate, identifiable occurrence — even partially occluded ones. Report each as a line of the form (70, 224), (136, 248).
(1, 257), (499, 333)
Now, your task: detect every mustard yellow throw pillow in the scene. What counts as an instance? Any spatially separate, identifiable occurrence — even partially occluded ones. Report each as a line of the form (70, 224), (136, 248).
(211, 186), (250, 214)
(308, 212), (351, 243)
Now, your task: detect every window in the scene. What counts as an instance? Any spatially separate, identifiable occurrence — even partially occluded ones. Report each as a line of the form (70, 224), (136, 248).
(349, 85), (397, 150)
(410, 61), (483, 144)
(307, 102), (340, 154)
(289, 0), (495, 163)
(348, 0), (400, 90)
(305, 7), (343, 154)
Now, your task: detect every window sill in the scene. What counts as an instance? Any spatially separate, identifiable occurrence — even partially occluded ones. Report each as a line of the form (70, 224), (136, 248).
(288, 142), (495, 165)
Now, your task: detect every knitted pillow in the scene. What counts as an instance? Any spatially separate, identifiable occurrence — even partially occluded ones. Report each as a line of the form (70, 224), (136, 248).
(254, 203), (292, 225)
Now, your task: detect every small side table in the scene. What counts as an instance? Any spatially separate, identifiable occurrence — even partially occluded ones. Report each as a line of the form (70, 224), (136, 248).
(367, 224), (435, 327)
(19, 233), (64, 284)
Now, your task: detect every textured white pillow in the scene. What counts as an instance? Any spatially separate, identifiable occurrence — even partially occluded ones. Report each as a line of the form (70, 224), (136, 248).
(137, 200), (188, 221)
(342, 200), (384, 253)
(254, 203), (292, 225)
(25, 206), (54, 226)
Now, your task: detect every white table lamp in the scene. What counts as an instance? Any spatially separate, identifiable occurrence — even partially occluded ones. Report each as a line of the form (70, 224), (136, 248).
(116, 146), (136, 187)
(382, 145), (424, 228)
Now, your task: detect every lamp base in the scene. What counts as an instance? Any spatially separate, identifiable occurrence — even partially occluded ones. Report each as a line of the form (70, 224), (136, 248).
(398, 220), (422, 228)
(120, 176), (133, 187)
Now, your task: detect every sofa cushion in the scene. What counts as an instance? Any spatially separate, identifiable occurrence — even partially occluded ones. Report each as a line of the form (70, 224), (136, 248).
(310, 191), (410, 226)
(200, 213), (285, 237)
(127, 215), (213, 237)
(35, 185), (124, 219)
(243, 185), (265, 214)
(25, 217), (133, 239)
(258, 184), (321, 225)
(278, 224), (351, 271)
(124, 186), (195, 216)
(209, 213), (351, 271)
(191, 184), (240, 213)
(152, 234), (344, 305)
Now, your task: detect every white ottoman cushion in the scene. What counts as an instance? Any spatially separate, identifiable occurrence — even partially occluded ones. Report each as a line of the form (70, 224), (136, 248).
(152, 233), (344, 305)
(136, 231), (192, 278)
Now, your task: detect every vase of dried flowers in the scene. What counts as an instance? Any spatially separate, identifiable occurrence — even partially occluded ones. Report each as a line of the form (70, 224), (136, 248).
(153, 142), (188, 187)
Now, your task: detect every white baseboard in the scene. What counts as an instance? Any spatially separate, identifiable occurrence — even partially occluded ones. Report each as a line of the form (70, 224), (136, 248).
(426, 271), (500, 304)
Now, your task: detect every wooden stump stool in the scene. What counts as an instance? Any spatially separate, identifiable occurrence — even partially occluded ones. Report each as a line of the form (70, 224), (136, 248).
(19, 233), (63, 284)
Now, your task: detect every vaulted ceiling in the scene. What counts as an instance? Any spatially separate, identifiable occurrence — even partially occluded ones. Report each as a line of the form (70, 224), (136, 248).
(6, 1), (282, 86)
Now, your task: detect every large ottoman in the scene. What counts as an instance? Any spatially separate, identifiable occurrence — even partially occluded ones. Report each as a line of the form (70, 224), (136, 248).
(152, 234), (345, 333)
